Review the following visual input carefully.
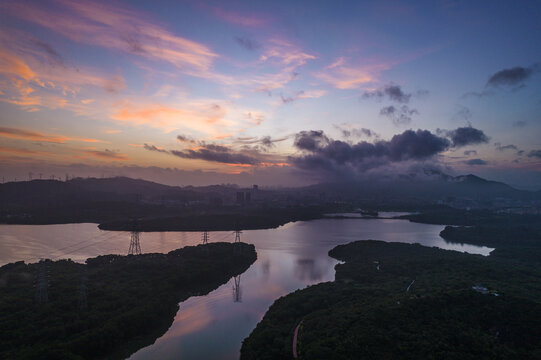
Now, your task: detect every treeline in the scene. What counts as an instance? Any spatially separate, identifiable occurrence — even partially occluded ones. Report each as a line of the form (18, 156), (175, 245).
(98, 206), (329, 232)
(0, 242), (256, 359)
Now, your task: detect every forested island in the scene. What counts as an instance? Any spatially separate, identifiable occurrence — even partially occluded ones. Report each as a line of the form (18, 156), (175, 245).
(98, 208), (326, 232)
(0, 242), (256, 360)
(241, 240), (541, 359)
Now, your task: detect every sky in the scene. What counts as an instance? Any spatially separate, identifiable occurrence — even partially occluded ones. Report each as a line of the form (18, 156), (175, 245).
(0, 0), (540, 189)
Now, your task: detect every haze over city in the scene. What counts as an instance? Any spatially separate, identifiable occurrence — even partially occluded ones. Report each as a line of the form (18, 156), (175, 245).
(1, 0), (540, 189)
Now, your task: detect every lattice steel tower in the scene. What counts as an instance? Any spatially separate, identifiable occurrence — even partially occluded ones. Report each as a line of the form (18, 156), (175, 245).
(128, 219), (141, 255)
(202, 230), (210, 245)
(234, 229), (242, 254)
(232, 275), (242, 302)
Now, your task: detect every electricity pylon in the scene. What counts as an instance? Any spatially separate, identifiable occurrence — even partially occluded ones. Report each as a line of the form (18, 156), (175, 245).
(128, 219), (141, 255)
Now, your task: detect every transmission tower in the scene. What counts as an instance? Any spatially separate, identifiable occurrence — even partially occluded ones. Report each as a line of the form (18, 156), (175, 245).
(35, 259), (48, 304)
(233, 229), (242, 254)
(78, 268), (88, 311)
(128, 219), (142, 255)
(232, 275), (242, 302)
(202, 230), (210, 245)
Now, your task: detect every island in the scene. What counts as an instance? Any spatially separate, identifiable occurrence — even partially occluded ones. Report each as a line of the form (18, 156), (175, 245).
(0, 242), (256, 360)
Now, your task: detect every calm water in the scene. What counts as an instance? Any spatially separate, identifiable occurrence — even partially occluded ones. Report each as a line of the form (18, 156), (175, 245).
(0, 216), (493, 359)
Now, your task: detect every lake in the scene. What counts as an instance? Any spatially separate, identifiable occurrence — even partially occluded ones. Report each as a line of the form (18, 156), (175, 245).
(0, 215), (492, 359)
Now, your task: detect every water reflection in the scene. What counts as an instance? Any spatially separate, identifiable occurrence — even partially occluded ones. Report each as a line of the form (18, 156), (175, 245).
(232, 275), (242, 303)
(0, 218), (493, 360)
(294, 258), (323, 282)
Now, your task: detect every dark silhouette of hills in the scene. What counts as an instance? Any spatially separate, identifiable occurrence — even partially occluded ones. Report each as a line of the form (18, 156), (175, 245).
(0, 173), (538, 225)
(305, 172), (538, 203)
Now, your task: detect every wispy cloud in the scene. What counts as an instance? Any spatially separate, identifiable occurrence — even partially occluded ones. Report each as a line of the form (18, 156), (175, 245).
(208, 6), (271, 27)
(315, 57), (390, 89)
(0, 126), (102, 144)
(2, 0), (218, 75)
(111, 100), (230, 134)
(83, 149), (128, 161)
(280, 89), (327, 104)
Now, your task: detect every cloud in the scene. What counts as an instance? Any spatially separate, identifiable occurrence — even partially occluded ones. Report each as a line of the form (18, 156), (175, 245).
(461, 90), (494, 99)
(494, 142), (518, 152)
(142, 137), (287, 166)
(291, 126), (491, 179)
(143, 143), (168, 153)
(362, 84), (412, 103)
(453, 105), (472, 121)
(291, 129), (452, 178)
(234, 135), (290, 148)
(31, 39), (65, 67)
(0, 145), (48, 156)
(513, 120), (527, 128)
(208, 6), (270, 27)
(315, 57), (390, 89)
(170, 146), (260, 165)
(334, 124), (376, 139)
(259, 38), (315, 68)
(445, 126), (490, 147)
(235, 36), (260, 51)
(294, 130), (330, 152)
(0, 126), (101, 144)
(111, 100), (229, 134)
(0, 30), (127, 113)
(280, 89), (327, 104)
(379, 105), (418, 125)
(528, 150), (541, 158)
(177, 135), (196, 143)
(84, 149), (127, 161)
(3, 1), (218, 75)
(487, 63), (540, 87)
(463, 150), (477, 156)
(463, 158), (488, 165)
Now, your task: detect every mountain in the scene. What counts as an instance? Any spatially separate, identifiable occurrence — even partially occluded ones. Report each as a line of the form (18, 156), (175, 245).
(0, 173), (538, 225)
(303, 172), (539, 204)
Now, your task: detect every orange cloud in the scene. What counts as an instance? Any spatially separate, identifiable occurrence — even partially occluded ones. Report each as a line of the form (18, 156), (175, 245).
(0, 30), (126, 113)
(315, 57), (391, 89)
(0, 49), (35, 81)
(0, 146), (48, 156)
(83, 149), (128, 161)
(111, 100), (233, 135)
(2, 1), (218, 75)
(0, 126), (102, 144)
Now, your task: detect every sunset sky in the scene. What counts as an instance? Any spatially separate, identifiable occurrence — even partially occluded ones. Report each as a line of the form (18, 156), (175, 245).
(1, 0), (540, 188)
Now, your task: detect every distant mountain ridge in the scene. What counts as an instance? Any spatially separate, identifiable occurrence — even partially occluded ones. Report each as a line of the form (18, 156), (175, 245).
(304, 172), (539, 203)
(0, 173), (538, 225)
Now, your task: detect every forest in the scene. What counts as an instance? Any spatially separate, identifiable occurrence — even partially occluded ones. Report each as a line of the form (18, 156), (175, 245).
(241, 240), (541, 359)
(0, 242), (256, 359)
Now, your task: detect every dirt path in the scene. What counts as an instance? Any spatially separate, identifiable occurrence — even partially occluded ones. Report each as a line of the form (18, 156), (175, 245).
(292, 320), (303, 358)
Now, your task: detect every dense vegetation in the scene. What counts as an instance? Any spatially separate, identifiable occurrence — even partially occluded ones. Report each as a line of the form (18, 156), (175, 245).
(0, 242), (256, 359)
(98, 207), (327, 231)
(241, 240), (541, 359)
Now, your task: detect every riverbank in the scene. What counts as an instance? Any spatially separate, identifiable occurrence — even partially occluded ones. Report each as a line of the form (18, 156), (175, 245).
(0, 242), (256, 360)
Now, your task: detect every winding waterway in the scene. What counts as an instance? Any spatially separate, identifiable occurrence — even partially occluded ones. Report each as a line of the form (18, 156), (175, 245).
(0, 215), (492, 359)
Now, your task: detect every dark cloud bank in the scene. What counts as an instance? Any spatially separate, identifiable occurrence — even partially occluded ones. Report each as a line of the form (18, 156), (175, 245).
(290, 126), (489, 179)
